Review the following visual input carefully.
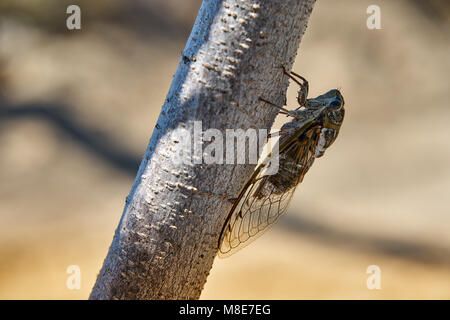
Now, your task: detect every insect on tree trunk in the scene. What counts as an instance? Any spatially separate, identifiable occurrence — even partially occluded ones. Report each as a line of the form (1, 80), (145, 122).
(90, 0), (316, 300)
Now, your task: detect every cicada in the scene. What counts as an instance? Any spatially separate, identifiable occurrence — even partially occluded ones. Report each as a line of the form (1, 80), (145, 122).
(218, 67), (345, 257)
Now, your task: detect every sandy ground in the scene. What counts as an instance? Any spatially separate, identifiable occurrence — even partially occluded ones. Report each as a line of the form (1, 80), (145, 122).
(0, 0), (449, 299)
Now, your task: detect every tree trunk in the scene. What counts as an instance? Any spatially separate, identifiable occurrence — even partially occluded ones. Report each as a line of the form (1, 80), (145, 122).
(90, 0), (316, 300)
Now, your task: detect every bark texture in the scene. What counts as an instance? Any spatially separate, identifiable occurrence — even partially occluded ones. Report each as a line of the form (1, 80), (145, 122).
(90, 0), (316, 300)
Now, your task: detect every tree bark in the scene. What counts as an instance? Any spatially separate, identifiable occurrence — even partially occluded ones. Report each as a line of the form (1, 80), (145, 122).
(90, 0), (316, 300)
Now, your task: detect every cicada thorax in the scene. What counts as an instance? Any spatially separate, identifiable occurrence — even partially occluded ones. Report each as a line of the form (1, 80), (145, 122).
(253, 121), (321, 199)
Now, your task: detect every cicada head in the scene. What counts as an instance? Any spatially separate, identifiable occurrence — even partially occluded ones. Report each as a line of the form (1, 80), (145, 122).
(306, 89), (344, 128)
(320, 89), (345, 129)
(309, 89), (345, 157)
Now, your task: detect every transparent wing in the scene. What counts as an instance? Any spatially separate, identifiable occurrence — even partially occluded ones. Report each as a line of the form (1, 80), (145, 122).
(218, 128), (319, 257)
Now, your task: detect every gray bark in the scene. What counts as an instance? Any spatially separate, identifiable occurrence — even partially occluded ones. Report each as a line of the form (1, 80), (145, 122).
(90, 0), (316, 300)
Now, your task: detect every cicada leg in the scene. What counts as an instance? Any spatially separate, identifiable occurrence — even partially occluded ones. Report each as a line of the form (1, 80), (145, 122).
(258, 97), (296, 118)
(281, 66), (309, 109)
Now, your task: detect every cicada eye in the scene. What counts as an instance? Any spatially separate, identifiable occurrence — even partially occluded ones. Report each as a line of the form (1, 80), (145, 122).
(329, 99), (342, 110)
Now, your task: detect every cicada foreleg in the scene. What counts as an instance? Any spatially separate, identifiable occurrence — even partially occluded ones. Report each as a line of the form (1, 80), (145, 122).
(281, 66), (309, 109)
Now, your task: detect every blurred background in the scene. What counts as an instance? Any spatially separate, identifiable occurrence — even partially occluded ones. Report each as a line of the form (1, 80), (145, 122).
(0, 0), (449, 299)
